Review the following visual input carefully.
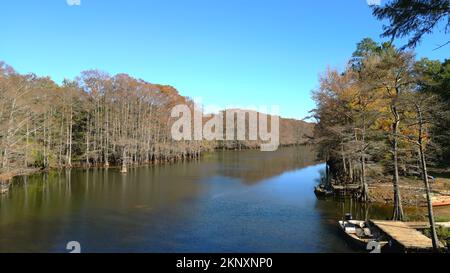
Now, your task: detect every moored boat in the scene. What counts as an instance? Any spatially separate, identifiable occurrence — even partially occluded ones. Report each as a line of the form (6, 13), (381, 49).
(432, 196), (450, 207)
(338, 216), (388, 251)
(314, 184), (333, 197)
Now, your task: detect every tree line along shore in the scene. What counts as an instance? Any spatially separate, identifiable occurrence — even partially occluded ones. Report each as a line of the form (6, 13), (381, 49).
(311, 1), (450, 221)
(0, 62), (314, 183)
(312, 0), (450, 251)
(311, 37), (449, 249)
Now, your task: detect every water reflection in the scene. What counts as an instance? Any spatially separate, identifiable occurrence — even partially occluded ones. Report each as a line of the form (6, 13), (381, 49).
(0, 146), (396, 253)
(214, 146), (319, 184)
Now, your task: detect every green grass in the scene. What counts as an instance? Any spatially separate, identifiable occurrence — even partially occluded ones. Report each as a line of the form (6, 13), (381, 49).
(435, 215), (450, 222)
(423, 226), (450, 252)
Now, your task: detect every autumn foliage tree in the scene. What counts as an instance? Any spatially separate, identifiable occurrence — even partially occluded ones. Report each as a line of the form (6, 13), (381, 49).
(0, 62), (312, 182)
(0, 65), (212, 180)
(313, 39), (448, 227)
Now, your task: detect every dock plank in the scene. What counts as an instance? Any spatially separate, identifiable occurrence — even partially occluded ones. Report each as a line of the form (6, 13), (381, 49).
(404, 221), (450, 229)
(370, 220), (441, 251)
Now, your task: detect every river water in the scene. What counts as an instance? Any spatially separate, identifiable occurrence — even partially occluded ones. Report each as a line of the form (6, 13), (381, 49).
(0, 146), (395, 253)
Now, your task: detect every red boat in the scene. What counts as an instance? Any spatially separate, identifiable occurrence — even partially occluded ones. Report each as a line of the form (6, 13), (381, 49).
(432, 196), (450, 207)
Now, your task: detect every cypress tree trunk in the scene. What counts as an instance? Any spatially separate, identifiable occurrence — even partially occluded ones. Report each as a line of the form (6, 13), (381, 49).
(360, 121), (368, 203)
(391, 106), (404, 221)
(416, 104), (439, 251)
(121, 147), (128, 173)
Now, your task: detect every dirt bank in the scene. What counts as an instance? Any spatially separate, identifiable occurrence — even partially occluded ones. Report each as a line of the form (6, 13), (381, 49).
(368, 169), (450, 219)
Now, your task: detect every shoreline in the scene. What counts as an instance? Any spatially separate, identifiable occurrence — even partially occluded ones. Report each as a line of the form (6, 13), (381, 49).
(316, 166), (450, 221)
(332, 171), (450, 221)
(1, 144), (313, 192)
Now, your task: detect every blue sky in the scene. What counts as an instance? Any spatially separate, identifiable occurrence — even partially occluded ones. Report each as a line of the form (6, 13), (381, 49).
(1, 0), (448, 120)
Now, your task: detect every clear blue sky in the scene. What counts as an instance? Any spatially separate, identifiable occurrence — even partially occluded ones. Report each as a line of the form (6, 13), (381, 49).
(1, 0), (448, 120)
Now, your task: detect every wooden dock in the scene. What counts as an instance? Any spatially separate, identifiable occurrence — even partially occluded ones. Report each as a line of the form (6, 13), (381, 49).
(331, 184), (360, 190)
(404, 221), (450, 229)
(370, 220), (444, 252)
(331, 184), (360, 197)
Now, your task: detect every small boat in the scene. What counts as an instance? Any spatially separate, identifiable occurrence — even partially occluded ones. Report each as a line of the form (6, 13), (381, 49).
(432, 196), (450, 207)
(314, 184), (333, 197)
(338, 216), (388, 251)
(0, 183), (9, 194)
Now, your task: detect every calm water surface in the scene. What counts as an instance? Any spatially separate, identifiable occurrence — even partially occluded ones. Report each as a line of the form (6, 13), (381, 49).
(0, 146), (395, 253)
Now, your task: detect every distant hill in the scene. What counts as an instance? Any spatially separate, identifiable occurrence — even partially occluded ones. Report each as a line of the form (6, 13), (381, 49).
(204, 108), (314, 150)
